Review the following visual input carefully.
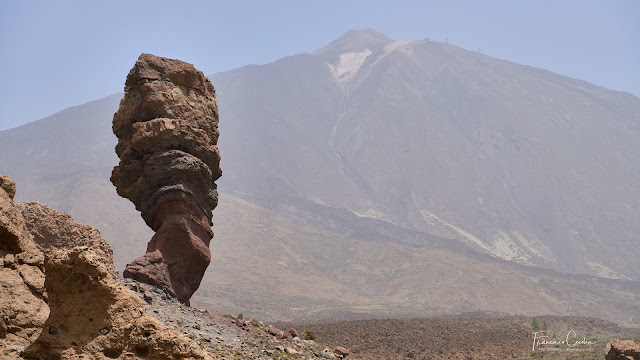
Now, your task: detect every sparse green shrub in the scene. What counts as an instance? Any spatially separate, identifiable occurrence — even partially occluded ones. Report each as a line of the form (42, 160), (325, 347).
(302, 329), (317, 340)
(532, 317), (541, 331)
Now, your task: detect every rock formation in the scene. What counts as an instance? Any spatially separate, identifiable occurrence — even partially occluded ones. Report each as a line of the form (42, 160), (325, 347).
(1, 176), (220, 359)
(605, 339), (640, 360)
(0, 175), (17, 199)
(19, 201), (118, 278)
(0, 176), (48, 358)
(111, 53), (221, 305)
(22, 246), (212, 360)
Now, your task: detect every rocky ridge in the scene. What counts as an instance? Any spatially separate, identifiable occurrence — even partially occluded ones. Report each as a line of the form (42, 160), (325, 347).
(111, 53), (221, 305)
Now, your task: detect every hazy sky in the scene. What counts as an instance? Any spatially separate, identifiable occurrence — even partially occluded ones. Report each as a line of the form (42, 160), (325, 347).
(0, 0), (638, 131)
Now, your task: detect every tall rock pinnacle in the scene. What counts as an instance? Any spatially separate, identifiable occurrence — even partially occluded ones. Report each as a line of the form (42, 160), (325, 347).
(111, 54), (221, 305)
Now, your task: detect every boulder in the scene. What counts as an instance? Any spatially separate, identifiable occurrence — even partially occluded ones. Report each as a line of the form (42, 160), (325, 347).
(288, 327), (299, 339)
(269, 325), (285, 338)
(333, 346), (350, 358)
(0, 175), (16, 200)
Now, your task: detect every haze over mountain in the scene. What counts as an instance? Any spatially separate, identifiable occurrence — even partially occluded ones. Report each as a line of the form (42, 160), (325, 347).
(1, 29), (639, 324)
(214, 28), (640, 280)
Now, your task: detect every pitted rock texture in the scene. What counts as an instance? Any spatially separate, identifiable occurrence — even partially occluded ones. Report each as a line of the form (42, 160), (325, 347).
(111, 53), (221, 305)
(0, 175), (16, 200)
(19, 201), (118, 279)
(23, 246), (213, 360)
(0, 176), (48, 358)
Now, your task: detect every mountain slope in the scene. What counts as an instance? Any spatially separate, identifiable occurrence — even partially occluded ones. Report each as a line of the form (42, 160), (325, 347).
(197, 193), (640, 325)
(212, 28), (640, 280)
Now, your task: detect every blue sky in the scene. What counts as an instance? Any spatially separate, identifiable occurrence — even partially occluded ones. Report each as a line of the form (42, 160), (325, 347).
(1, 0), (638, 131)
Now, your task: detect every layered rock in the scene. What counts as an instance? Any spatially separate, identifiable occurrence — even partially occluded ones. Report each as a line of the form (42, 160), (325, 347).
(606, 339), (640, 360)
(23, 246), (212, 360)
(0, 176), (48, 358)
(19, 201), (118, 279)
(111, 53), (221, 305)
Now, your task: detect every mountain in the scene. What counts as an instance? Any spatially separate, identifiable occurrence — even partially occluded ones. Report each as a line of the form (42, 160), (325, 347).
(1, 29), (639, 325)
(212, 28), (640, 279)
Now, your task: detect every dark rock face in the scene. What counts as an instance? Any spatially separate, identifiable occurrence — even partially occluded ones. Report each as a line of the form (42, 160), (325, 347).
(111, 54), (221, 305)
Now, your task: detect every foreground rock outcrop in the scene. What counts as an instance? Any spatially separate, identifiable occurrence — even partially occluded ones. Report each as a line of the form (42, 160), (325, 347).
(1, 176), (219, 359)
(23, 247), (212, 360)
(111, 53), (221, 305)
(606, 339), (640, 360)
(19, 201), (118, 279)
(0, 176), (48, 357)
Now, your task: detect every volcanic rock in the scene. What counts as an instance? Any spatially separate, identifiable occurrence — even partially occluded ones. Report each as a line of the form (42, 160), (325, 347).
(269, 325), (285, 338)
(0, 175), (16, 200)
(23, 246), (212, 360)
(18, 201), (118, 279)
(0, 176), (48, 357)
(236, 312), (246, 326)
(288, 327), (299, 339)
(111, 53), (221, 305)
(606, 339), (640, 360)
(332, 346), (350, 358)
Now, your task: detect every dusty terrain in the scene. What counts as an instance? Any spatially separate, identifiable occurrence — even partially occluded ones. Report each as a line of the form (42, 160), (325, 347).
(123, 279), (351, 359)
(282, 314), (638, 360)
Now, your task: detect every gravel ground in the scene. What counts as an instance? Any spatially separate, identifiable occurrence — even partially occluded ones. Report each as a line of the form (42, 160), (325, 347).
(123, 279), (346, 359)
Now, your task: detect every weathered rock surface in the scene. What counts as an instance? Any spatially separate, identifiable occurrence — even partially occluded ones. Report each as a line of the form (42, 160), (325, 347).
(0, 176), (48, 358)
(269, 325), (285, 338)
(287, 327), (299, 339)
(19, 201), (118, 279)
(0, 175), (16, 200)
(2, 176), (217, 359)
(332, 346), (350, 358)
(23, 246), (212, 360)
(111, 53), (221, 305)
(606, 339), (640, 360)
